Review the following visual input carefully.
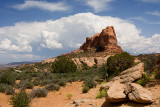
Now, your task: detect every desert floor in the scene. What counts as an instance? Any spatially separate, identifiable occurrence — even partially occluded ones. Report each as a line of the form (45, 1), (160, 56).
(0, 81), (160, 107)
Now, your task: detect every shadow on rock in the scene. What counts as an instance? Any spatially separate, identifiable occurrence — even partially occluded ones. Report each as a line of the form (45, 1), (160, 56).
(101, 101), (151, 107)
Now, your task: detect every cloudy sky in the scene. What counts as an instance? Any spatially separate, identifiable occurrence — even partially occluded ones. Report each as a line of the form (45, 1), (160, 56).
(0, 0), (160, 64)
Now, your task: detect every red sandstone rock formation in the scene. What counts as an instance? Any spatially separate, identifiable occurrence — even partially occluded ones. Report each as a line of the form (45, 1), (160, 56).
(74, 26), (122, 53)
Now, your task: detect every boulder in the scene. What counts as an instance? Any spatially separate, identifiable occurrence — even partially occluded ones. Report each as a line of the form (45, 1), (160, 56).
(111, 63), (144, 83)
(106, 81), (127, 103)
(101, 63), (144, 90)
(125, 83), (153, 104)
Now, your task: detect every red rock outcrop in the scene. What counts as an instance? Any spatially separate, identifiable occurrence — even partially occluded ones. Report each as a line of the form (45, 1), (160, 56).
(72, 26), (122, 54)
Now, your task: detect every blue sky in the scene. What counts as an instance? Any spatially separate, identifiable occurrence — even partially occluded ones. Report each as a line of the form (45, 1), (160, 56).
(0, 0), (160, 64)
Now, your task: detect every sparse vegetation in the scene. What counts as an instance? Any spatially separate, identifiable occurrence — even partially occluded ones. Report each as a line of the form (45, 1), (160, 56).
(58, 80), (67, 86)
(83, 78), (96, 89)
(0, 83), (15, 95)
(137, 74), (150, 86)
(66, 93), (72, 99)
(96, 89), (107, 98)
(10, 91), (30, 107)
(40, 79), (52, 86)
(82, 84), (90, 93)
(45, 84), (60, 91)
(16, 80), (34, 90)
(30, 88), (48, 99)
(0, 71), (16, 86)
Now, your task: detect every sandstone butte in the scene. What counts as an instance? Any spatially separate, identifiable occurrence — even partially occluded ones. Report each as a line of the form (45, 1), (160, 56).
(65, 26), (122, 55)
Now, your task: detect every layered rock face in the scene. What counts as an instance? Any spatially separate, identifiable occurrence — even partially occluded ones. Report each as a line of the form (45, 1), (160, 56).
(101, 62), (144, 90)
(101, 61), (154, 104)
(106, 81), (153, 104)
(72, 26), (122, 53)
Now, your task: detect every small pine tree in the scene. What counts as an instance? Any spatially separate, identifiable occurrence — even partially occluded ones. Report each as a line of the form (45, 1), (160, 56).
(51, 56), (77, 73)
(107, 52), (134, 77)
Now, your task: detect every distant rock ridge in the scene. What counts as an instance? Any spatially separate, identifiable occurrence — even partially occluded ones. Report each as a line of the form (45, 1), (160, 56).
(66, 26), (122, 55)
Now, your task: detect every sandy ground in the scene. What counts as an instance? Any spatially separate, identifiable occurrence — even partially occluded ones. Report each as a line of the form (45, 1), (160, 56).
(0, 81), (160, 107)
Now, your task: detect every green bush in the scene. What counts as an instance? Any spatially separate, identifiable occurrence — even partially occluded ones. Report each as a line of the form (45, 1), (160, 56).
(33, 79), (40, 86)
(96, 92), (102, 98)
(83, 79), (96, 88)
(96, 89), (107, 99)
(107, 52), (134, 77)
(0, 83), (8, 93)
(0, 83), (15, 95)
(19, 73), (32, 81)
(40, 79), (52, 86)
(144, 55), (156, 72)
(25, 82), (34, 89)
(82, 84), (89, 93)
(51, 56), (77, 73)
(137, 74), (150, 86)
(10, 91), (30, 107)
(58, 80), (67, 86)
(17, 80), (34, 90)
(45, 84), (60, 91)
(0, 71), (16, 86)
(155, 71), (160, 79)
(5, 85), (15, 95)
(66, 93), (72, 99)
(30, 88), (48, 99)
(68, 77), (77, 83)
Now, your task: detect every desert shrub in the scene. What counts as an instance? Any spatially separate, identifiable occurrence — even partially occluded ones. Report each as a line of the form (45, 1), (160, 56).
(45, 84), (60, 91)
(5, 85), (15, 95)
(52, 79), (60, 84)
(81, 63), (91, 70)
(58, 80), (67, 86)
(66, 93), (72, 99)
(0, 83), (8, 93)
(107, 52), (134, 77)
(83, 79), (96, 88)
(137, 74), (150, 86)
(16, 80), (34, 90)
(154, 71), (160, 79)
(68, 77), (77, 83)
(96, 89), (107, 98)
(30, 88), (48, 99)
(19, 73), (32, 81)
(82, 84), (89, 93)
(96, 92), (102, 98)
(98, 64), (108, 80)
(33, 79), (40, 86)
(51, 56), (77, 73)
(25, 82), (34, 89)
(144, 55), (156, 72)
(0, 71), (16, 86)
(40, 79), (52, 86)
(10, 90), (30, 107)
(0, 83), (14, 95)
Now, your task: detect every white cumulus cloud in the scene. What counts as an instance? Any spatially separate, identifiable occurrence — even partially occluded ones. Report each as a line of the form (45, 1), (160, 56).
(40, 31), (62, 49)
(0, 38), (32, 52)
(0, 12), (160, 58)
(12, 0), (70, 12)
